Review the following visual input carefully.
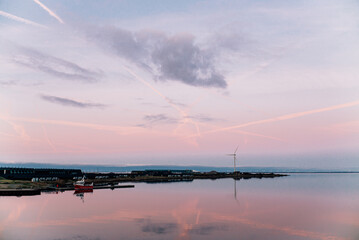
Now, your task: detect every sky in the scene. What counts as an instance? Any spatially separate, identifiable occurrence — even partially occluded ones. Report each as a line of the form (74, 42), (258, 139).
(0, 0), (358, 168)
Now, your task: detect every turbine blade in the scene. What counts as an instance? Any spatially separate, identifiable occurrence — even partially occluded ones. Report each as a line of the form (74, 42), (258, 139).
(234, 145), (239, 154)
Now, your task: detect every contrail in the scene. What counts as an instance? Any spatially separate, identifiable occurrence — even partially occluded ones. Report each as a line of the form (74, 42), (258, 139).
(0, 115), (140, 135)
(189, 120), (284, 142)
(41, 125), (57, 152)
(123, 66), (185, 115)
(0, 10), (47, 28)
(233, 129), (284, 142)
(0, 117), (32, 141)
(33, 0), (64, 24)
(0, 131), (17, 138)
(202, 100), (359, 135)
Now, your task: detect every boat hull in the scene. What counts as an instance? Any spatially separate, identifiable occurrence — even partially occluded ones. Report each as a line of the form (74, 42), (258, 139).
(74, 185), (93, 190)
(74, 189), (93, 194)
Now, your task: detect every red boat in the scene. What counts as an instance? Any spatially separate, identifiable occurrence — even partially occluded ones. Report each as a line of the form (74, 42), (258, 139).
(74, 177), (93, 190)
(74, 189), (93, 194)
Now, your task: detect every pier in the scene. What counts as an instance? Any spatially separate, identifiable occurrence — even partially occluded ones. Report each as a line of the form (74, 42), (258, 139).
(0, 188), (41, 196)
(50, 184), (135, 191)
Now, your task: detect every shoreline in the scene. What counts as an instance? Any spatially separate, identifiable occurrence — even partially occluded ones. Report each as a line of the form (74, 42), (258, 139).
(0, 171), (286, 196)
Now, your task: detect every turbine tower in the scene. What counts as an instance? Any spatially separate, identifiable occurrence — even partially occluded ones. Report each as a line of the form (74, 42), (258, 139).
(227, 145), (239, 173)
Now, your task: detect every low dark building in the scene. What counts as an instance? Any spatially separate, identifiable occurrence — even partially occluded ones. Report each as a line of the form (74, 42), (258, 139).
(131, 169), (194, 177)
(84, 172), (124, 179)
(0, 167), (83, 180)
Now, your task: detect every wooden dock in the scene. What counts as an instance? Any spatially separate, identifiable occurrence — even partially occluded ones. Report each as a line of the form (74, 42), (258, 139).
(93, 185), (134, 190)
(50, 184), (135, 191)
(0, 188), (41, 196)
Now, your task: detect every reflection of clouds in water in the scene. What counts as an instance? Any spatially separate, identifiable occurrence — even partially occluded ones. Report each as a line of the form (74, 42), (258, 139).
(53, 235), (101, 240)
(2, 193), (351, 240)
(171, 199), (229, 239)
(172, 199), (199, 239)
(214, 214), (347, 240)
(5, 205), (26, 222)
(0, 203), (27, 238)
(188, 223), (228, 235)
(136, 218), (177, 234)
(18, 209), (145, 228)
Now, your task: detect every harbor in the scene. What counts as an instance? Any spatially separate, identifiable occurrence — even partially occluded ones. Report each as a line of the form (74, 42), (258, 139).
(0, 167), (286, 196)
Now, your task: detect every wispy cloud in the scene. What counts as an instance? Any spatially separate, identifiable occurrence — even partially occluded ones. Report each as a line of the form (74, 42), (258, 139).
(41, 95), (106, 109)
(0, 10), (47, 28)
(123, 65), (202, 142)
(13, 48), (103, 82)
(86, 27), (227, 88)
(0, 80), (17, 86)
(123, 66), (201, 135)
(144, 114), (178, 124)
(185, 114), (220, 123)
(166, 98), (188, 108)
(203, 100), (359, 135)
(33, 0), (64, 24)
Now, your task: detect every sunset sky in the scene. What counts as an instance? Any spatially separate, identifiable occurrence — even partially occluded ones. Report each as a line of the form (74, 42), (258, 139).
(0, 0), (358, 168)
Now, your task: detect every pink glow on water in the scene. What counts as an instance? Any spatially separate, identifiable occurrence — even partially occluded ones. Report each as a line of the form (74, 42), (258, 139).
(0, 175), (358, 240)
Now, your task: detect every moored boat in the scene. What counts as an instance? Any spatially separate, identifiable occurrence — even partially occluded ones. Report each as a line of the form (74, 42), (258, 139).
(74, 177), (93, 190)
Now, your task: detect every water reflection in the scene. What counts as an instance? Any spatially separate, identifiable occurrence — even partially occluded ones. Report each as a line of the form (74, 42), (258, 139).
(74, 189), (94, 203)
(234, 179), (238, 201)
(0, 174), (358, 240)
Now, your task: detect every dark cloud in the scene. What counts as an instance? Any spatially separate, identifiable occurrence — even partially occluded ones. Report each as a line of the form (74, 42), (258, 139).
(13, 48), (103, 82)
(41, 95), (106, 109)
(86, 26), (227, 88)
(152, 34), (226, 88)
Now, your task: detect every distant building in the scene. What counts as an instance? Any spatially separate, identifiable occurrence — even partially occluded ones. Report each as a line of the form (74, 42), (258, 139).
(131, 169), (194, 177)
(0, 167), (82, 180)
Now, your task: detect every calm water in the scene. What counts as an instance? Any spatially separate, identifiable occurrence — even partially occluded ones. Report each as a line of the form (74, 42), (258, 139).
(0, 174), (358, 240)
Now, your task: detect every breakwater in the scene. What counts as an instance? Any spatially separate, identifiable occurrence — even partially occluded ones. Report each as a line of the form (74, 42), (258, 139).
(88, 171), (287, 184)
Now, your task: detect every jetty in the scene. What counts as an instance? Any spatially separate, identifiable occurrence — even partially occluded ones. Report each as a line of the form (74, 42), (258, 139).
(0, 188), (41, 196)
(49, 184), (135, 191)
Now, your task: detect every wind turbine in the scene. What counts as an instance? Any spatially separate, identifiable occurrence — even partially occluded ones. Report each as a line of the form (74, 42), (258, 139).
(226, 145), (239, 173)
